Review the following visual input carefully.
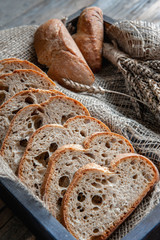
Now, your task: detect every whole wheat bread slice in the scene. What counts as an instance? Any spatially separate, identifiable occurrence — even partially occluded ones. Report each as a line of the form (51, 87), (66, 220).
(18, 116), (110, 196)
(62, 157), (159, 240)
(1, 96), (90, 174)
(0, 58), (20, 64)
(0, 59), (45, 75)
(41, 132), (134, 221)
(0, 69), (56, 105)
(0, 88), (64, 147)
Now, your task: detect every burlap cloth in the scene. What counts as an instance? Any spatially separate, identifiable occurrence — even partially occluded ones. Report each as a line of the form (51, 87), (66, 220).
(0, 25), (160, 239)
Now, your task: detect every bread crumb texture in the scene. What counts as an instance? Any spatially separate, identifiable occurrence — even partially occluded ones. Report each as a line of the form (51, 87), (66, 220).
(63, 157), (158, 240)
(19, 116), (110, 197)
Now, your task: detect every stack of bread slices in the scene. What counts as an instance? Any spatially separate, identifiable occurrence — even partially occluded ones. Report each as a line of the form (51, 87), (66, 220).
(0, 57), (159, 240)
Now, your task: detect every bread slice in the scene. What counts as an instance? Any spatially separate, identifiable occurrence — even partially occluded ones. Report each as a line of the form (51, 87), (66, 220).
(62, 156), (159, 240)
(41, 132), (134, 221)
(0, 88), (64, 147)
(1, 96), (90, 174)
(18, 116), (110, 196)
(0, 58), (20, 64)
(0, 69), (56, 105)
(83, 132), (134, 166)
(0, 59), (45, 75)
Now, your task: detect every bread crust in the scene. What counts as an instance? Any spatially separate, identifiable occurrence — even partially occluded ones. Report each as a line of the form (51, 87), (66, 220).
(47, 52), (95, 85)
(0, 69), (56, 87)
(1, 95), (90, 173)
(34, 19), (85, 67)
(62, 158), (159, 240)
(111, 153), (159, 183)
(41, 131), (134, 221)
(0, 58), (20, 63)
(18, 114), (111, 203)
(42, 131), (134, 196)
(18, 124), (64, 179)
(62, 163), (112, 239)
(41, 144), (86, 198)
(64, 115), (110, 132)
(0, 69), (57, 105)
(18, 115), (109, 180)
(73, 7), (104, 72)
(0, 59), (45, 75)
(0, 88), (64, 146)
(34, 19), (95, 85)
(84, 131), (135, 153)
(0, 103), (42, 155)
(0, 88), (64, 111)
(40, 95), (90, 116)
(103, 154), (159, 239)
(1, 96), (90, 147)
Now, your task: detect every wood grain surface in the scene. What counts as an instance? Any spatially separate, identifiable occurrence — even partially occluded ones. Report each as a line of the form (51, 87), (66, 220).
(0, 0), (160, 239)
(1, 0), (160, 31)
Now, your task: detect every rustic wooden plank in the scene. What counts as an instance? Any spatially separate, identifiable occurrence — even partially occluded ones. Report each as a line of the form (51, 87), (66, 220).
(18, 232), (36, 240)
(0, 207), (13, 228)
(0, 0), (95, 30)
(137, 0), (160, 21)
(0, 199), (5, 211)
(1, 0), (160, 31)
(0, 0), (43, 28)
(0, 216), (32, 240)
(95, 0), (160, 22)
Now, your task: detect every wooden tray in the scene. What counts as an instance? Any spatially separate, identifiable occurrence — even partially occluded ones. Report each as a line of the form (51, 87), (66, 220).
(0, 6), (159, 240)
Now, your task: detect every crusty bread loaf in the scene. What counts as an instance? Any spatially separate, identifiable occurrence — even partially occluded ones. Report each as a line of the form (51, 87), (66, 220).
(18, 116), (110, 196)
(0, 59), (45, 75)
(41, 132), (134, 221)
(34, 19), (95, 85)
(62, 156), (159, 240)
(0, 69), (56, 105)
(72, 7), (104, 72)
(1, 96), (90, 174)
(0, 88), (64, 147)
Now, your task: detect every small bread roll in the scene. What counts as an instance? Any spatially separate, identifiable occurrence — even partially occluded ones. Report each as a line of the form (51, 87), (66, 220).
(73, 7), (104, 73)
(34, 19), (95, 85)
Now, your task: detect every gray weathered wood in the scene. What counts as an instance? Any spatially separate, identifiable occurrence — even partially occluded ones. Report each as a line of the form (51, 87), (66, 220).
(0, 217), (33, 240)
(0, 199), (5, 210)
(0, 0), (42, 28)
(0, 207), (13, 228)
(96, 0), (160, 22)
(0, 0), (95, 30)
(1, 0), (160, 31)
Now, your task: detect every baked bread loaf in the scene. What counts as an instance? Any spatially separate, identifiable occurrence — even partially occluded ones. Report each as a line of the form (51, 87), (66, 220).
(18, 116), (110, 196)
(0, 69), (56, 105)
(34, 19), (95, 85)
(0, 88), (64, 147)
(62, 156), (159, 240)
(0, 58), (45, 75)
(41, 132), (134, 221)
(1, 96), (90, 173)
(73, 7), (104, 72)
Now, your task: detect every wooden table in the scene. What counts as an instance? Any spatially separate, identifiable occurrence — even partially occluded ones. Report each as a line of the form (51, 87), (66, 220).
(0, 0), (160, 239)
